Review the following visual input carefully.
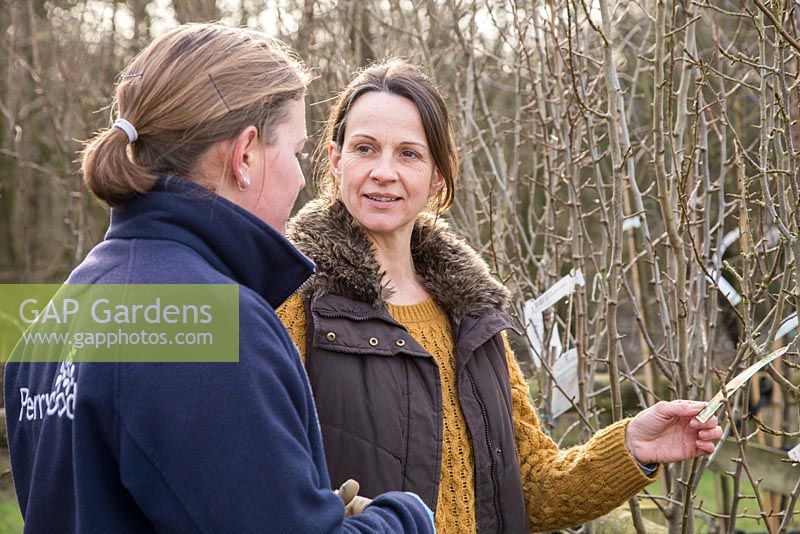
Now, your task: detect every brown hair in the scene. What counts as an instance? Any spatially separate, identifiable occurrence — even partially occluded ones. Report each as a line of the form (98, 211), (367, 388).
(81, 23), (310, 208)
(317, 59), (458, 212)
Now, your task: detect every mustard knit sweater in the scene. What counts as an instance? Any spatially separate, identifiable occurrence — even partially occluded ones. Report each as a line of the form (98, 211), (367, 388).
(278, 294), (655, 533)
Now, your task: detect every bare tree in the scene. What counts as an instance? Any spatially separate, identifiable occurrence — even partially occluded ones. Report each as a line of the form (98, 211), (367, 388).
(2, 1), (799, 531)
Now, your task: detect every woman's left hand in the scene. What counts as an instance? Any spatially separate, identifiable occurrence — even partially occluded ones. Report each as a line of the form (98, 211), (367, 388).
(625, 400), (723, 465)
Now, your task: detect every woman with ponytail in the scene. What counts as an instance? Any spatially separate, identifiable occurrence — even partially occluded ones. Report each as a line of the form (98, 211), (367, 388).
(4, 24), (433, 533)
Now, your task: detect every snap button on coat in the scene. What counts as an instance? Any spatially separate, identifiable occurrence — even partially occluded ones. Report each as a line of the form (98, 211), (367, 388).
(395, 339), (406, 347)
(368, 337), (379, 346)
(326, 332), (336, 342)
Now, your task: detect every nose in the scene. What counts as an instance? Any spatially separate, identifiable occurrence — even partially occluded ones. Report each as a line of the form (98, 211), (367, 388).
(369, 153), (398, 183)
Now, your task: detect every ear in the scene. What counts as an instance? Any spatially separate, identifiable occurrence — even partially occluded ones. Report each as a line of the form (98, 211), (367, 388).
(428, 170), (444, 198)
(231, 126), (260, 184)
(328, 141), (342, 180)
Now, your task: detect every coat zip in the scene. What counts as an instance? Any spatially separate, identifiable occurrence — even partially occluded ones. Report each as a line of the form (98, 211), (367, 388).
(315, 310), (408, 330)
(465, 366), (503, 534)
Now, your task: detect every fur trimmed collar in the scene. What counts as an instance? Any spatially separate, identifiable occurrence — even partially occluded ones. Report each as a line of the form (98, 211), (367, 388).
(286, 198), (510, 318)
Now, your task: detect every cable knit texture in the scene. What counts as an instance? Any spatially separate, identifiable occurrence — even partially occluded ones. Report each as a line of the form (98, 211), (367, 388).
(278, 293), (656, 532)
(387, 299), (475, 534)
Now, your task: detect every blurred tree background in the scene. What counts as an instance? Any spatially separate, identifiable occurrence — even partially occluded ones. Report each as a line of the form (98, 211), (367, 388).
(2, 0), (800, 532)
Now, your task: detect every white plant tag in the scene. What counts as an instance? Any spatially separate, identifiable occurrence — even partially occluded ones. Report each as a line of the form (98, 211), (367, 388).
(696, 346), (789, 423)
(706, 267), (742, 307)
(526, 269), (585, 317)
(523, 309), (544, 368)
(789, 443), (800, 464)
(551, 348), (579, 418)
(622, 216), (641, 233)
(776, 313), (798, 340)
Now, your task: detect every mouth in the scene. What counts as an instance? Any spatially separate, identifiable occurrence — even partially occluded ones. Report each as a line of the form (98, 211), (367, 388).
(364, 194), (401, 203)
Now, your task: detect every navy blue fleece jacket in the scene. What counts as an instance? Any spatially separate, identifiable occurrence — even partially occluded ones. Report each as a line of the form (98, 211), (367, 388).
(5, 177), (434, 533)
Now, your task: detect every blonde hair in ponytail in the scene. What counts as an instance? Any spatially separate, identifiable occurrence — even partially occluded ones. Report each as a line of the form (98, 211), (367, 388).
(81, 23), (310, 208)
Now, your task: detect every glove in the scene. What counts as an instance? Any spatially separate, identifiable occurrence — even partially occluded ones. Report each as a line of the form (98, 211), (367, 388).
(335, 479), (372, 516)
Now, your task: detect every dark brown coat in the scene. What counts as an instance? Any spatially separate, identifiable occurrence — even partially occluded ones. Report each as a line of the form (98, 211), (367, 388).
(288, 199), (528, 533)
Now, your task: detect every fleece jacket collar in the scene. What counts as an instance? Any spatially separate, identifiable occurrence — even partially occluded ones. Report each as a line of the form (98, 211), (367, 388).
(105, 176), (314, 308)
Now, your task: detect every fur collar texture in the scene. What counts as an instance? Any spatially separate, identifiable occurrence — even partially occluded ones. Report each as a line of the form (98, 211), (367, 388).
(286, 198), (510, 318)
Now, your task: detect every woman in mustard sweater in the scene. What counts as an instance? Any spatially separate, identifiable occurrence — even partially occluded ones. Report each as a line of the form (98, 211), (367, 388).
(278, 59), (722, 533)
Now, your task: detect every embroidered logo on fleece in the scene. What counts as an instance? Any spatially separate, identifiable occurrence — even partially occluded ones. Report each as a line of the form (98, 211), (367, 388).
(18, 359), (78, 422)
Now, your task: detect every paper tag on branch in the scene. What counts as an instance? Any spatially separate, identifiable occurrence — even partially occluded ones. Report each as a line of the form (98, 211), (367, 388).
(789, 443), (800, 464)
(526, 269), (585, 317)
(776, 313), (798, 340)
(696, 345), (789, 423)
(523, 269), (584, 368)
(523, 312), (562, 369)
(551, 348), (579, 418)
(706, 267), (741, 307)
(622, 216), (641, 233)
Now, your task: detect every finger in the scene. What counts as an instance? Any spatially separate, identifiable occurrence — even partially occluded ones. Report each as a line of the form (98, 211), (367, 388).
(351, 496), (372, 515)
(345, 496), (371, 516)
(344, 502), (353, 517)
(338, 479), (359, 505)
(659, 399), (707, 418)
(690, 414), (717, 429)
(696, 440), (716, 455)
(698, 426), (723, 441)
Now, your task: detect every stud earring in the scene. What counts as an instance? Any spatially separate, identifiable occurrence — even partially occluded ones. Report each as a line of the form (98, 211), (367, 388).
(238, 169), (250, 191)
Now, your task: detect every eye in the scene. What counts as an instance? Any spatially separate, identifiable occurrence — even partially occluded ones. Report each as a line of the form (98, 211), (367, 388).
(355, 144), (372, 154)
(401, 149), (419, 159)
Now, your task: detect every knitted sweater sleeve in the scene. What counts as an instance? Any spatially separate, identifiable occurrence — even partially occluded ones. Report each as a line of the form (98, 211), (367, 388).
(503, 334), (658, 531)
(277, 292), (308, 363)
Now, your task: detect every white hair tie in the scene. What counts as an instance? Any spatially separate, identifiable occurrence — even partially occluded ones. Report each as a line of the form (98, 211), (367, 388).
(113, 118), (138, 143)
